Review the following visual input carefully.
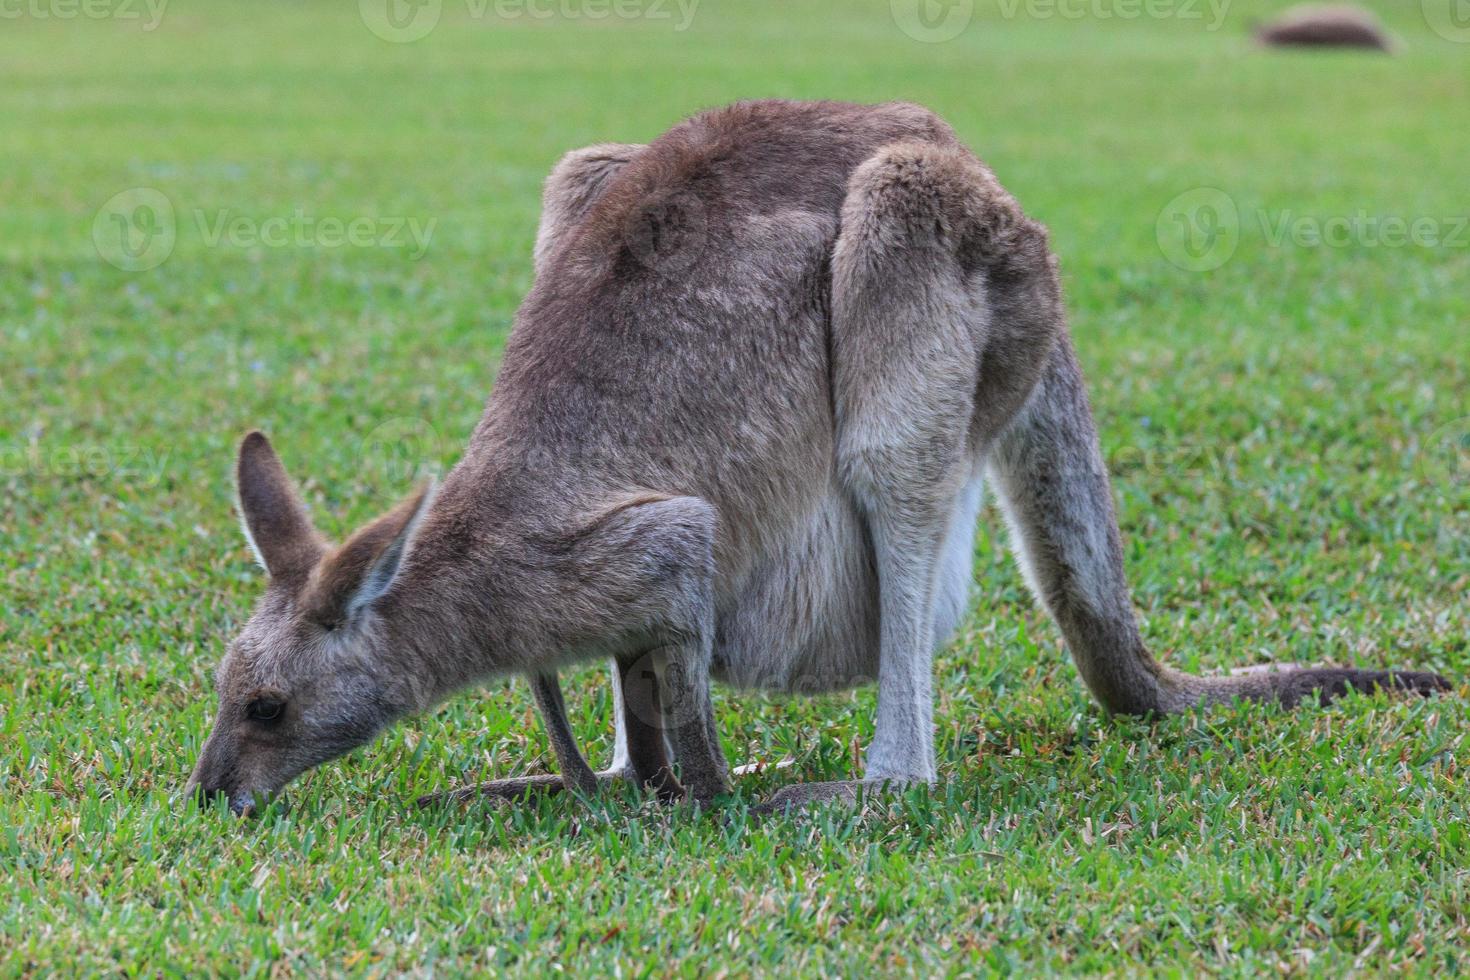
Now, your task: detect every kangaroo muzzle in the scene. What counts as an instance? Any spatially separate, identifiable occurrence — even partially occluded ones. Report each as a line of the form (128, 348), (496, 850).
(186, 738), (262, 817)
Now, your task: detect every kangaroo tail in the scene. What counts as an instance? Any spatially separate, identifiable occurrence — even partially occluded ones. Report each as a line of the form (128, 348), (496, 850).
(1160, 664), (1449, 713)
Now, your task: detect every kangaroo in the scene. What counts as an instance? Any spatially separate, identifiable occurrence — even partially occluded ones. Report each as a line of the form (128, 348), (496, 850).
(188, 100), (1447, 817)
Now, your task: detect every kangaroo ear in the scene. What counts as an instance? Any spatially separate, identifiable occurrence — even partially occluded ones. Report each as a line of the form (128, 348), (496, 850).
(236, 431), (325, 583)
(301, 480), (437, 625)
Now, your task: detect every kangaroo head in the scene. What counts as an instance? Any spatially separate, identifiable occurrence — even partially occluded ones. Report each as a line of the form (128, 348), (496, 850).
(187, 431), (435, 815)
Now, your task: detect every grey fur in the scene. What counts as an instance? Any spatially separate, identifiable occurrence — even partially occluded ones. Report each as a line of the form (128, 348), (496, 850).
(188, 100), (1447, 817)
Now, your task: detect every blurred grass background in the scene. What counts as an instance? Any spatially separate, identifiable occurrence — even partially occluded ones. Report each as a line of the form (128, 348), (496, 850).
(1, 0), (1467, 973)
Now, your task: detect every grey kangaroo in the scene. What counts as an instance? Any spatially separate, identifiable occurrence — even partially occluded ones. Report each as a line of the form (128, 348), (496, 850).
(188, 100), (1447, 816)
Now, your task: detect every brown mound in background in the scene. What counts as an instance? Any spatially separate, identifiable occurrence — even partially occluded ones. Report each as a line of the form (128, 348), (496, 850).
(1254, 4), (1395, 51)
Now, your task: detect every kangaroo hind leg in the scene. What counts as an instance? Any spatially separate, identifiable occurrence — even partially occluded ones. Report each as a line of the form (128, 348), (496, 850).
(757, 141), (1059, 814)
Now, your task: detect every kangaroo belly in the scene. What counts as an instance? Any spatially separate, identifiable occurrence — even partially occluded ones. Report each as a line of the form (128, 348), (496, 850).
(711, 466), (984, 695)
(711, 490), (881, 693)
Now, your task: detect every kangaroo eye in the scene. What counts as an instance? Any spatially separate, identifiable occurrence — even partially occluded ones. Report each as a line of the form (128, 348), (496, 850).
(247, 698), (285, 723)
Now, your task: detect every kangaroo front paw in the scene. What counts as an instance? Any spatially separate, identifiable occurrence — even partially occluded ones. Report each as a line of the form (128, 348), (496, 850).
(417, 767), (637, 808)
(416, 773), (568, 808)
(749, 772), (940, 818)
(749, 780), (862, 817)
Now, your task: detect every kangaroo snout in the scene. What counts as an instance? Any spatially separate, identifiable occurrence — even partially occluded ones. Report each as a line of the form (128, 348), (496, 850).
(186, 731), (277, 816)
(186, 736), (266, 817)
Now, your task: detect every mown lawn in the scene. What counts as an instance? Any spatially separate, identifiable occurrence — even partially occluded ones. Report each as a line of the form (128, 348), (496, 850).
(2, 0), (1467, 973)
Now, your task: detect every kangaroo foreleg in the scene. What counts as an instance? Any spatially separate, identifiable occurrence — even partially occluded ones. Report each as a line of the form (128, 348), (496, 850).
(516, 496), (731, 806)
(416, 664), (626, 808)
(529, 671), (600, 795)
(416, 664), (658, 809)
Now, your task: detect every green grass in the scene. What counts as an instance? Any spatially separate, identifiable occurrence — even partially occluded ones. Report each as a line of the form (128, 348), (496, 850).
(3, 0), (1468, 973)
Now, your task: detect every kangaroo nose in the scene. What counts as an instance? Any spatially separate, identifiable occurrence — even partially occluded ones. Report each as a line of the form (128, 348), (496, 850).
(187, 776), (256, 815)
(186, 741), (237, 811)
(186, 771), (228, 810)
